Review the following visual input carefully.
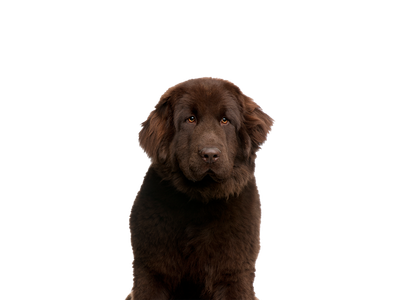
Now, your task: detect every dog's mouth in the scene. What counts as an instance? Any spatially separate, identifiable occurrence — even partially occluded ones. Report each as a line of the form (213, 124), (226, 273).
(183, 165), (221, 183)
(204, 170), (224, 182)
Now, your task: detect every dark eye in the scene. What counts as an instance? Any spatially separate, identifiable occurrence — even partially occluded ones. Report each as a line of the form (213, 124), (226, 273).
(221, 117), (229, 125)
(187, 116), (196, 123)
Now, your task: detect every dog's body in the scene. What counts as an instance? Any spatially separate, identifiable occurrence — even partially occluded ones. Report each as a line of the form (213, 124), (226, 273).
(127, 78), (273, 299)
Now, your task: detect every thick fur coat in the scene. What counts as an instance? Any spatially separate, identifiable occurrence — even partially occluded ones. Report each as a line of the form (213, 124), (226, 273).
(126, 78), (273, 300)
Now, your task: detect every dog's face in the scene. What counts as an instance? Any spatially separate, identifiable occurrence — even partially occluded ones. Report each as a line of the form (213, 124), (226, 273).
(139, 78), (273, 199)
(172, 85), (241, 183)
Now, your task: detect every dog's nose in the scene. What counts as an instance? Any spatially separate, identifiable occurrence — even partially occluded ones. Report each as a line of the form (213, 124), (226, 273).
(199, 147), (221, 163)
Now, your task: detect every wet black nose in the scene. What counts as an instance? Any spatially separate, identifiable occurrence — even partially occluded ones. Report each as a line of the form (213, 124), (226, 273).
(199, 147), (221, 163)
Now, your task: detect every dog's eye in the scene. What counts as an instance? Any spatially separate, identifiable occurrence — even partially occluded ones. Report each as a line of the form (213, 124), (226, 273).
(221, 117), (229, 125)
(187, 116), (196, 123)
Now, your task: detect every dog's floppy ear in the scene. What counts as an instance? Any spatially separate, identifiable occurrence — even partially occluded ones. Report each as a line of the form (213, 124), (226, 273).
(139, 92), (173, 163)
(241, 95), (273, 156)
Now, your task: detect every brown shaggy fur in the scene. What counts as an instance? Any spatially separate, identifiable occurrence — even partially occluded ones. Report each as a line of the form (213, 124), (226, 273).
(126, 78), (273, 300)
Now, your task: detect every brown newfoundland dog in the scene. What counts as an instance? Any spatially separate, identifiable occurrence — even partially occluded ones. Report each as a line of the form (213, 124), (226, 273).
(126, 78), (273, 300)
